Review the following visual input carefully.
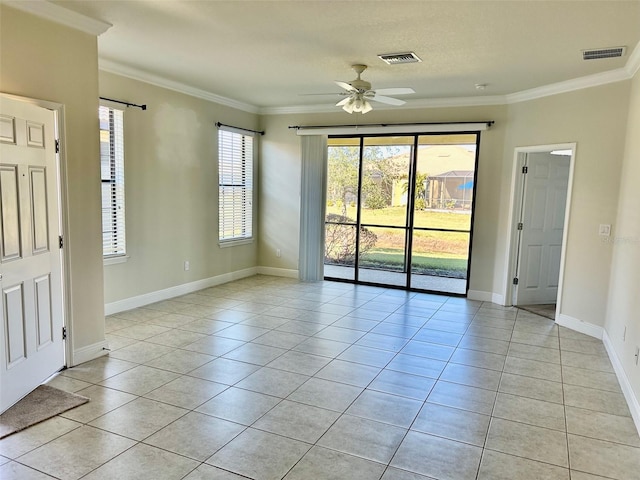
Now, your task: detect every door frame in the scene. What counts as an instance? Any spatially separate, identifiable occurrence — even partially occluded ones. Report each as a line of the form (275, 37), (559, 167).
(502, 143), (576, 317)
(1, 93), (73, 367)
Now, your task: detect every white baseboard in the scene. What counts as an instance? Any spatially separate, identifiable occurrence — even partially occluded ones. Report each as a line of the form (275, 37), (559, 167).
(603, 330), (640, 438)
(556, 313), (603, 339)
(71, 340), (109, 367)
(257, 266), (299, 278)
(468, 290), (506, 305)
(104, 267), (259, 315)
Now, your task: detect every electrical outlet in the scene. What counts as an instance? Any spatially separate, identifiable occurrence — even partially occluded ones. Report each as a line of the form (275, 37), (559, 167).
(184, 260), (190, 271)
(276, 249), (281, 258)
(599, 224), (611, 236)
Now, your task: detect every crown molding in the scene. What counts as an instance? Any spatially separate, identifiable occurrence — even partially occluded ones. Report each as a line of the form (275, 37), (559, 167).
(3, 0), (111, 35)
(506, 68), (631, 104)
(102, 52), (639, 116)
(99, 59), (259, 114)
(625, 41), (640, 77)
(100, 59), (636, 116)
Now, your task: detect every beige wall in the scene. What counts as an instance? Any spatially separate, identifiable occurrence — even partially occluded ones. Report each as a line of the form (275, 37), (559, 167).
(504, 82), (630, 327)
(258, 106), (508, 295)
(605, 71), (640, 401)
(259, 82), (631, 330)
(99, 72), (260, 304)
(0, 6), (105, 358)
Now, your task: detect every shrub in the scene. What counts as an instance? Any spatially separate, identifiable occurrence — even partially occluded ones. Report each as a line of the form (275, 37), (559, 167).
(325, 214), (377, 265)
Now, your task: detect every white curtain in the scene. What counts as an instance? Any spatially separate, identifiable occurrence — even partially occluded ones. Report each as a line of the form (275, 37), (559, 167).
(299, 135), (328, 281)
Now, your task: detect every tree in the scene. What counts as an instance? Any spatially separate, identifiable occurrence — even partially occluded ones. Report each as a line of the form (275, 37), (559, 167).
(402, 171), (429, 210)
(327, 145), (405, 212)
(326, 146), (359, 216)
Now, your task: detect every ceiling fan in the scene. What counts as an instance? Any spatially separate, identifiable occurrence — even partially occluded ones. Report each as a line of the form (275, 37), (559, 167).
(334, 64), (415, 114)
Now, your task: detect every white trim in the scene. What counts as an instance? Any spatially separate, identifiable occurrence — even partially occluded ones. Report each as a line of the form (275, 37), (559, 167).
(219, 239), (254, 248)
(101, 45), (638, 115)
(294, 123), (491, 136)
(3, 0), (112, 35)
(505, 68), (630, 104)
(503, 143), (577, 310)
(104, 267), (258, 315)
(104, 255), (130, 266)
(467, 290), (506, 305)
(603, 330), (640, 437)
(502, 150), (526, 307)
(467, 290), (493, 302)
(625, 41), (640, 77)
(99, 60), (259, 114)
(71, 340), (109, 366)
(257, 266), (299, 278)
(556, 314), (603, 339)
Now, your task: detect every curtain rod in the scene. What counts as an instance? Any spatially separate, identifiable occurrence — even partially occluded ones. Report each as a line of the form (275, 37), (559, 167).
(289, 121), (494, 130)
(100, 96), (147, 111)
(216, 122), (265, 136)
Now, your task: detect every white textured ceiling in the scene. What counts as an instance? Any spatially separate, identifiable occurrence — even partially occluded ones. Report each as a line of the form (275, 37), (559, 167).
(51, 0), (640, 111)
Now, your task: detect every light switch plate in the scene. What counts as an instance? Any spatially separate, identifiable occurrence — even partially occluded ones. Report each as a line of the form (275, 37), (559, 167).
(599, 224), (611, 236)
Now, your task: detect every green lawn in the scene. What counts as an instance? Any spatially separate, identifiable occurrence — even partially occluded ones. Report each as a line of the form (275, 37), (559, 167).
(359, 248), (468, 278)
(325, 205), (471, 277)
(327, 205), (471, 230)
(326, 205), (471, 256)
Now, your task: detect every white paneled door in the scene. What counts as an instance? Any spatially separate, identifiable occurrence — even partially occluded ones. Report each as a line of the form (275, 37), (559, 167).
(0, 96), (64, 413)
(515, 152), (570, 306)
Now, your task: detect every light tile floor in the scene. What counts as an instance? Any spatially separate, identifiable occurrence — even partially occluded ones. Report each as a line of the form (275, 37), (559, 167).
(1, 275), (639, 480)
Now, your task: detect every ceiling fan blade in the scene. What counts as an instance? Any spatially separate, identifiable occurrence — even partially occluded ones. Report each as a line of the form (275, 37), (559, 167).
(336, 97), (352, 106)
(335, 81), (357, 92)
(370, 94), (406, 106)
(374, 87), (415, 96)
(299, 92), (343, 96)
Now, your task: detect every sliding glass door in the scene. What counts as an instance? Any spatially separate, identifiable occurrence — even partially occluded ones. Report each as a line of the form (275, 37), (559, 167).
(324, 133), (479, 295)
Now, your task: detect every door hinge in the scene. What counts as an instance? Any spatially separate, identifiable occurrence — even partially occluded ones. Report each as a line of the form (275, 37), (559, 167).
(513, 277), (519, 285)
(517, 222), (523, 230)
(55, 139), (60, 154)
(62, 326), (67, 340)
(522, 166), (528, 174)
(59, 235), (64, 249)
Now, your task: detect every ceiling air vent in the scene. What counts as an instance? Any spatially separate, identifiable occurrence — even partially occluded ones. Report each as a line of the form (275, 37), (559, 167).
(582, 46), (626, 60)
(378, 52), (422, 65)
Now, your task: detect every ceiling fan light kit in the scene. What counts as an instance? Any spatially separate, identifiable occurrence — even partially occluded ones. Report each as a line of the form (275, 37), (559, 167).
(333, 64), (415, 114)
(339, 94), (373, 114)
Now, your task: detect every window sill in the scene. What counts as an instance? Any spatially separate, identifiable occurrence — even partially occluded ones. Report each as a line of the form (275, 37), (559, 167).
(219, 238), (253, 248)
(104, 255), (130, 266)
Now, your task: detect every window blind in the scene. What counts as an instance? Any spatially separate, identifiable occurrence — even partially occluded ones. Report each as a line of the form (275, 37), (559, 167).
(218, 128), (254, 242)
(99, 106), (126, 257)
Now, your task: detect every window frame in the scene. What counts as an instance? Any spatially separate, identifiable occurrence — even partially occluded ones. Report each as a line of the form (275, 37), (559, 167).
(217, 125), (256, 246)
(99, 104), (127, 262)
